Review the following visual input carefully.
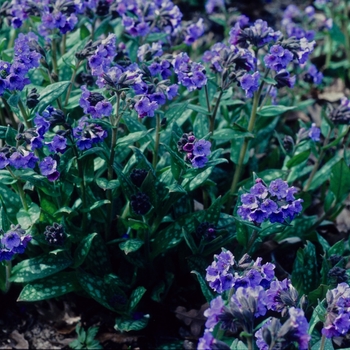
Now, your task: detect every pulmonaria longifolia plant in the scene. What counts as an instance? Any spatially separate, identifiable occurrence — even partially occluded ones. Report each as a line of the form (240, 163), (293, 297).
(0, 0), (349, 348)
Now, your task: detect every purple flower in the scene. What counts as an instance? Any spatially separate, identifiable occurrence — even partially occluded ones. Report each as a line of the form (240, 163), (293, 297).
(134, 96), (158, 118)
(308, 123), (320, 141)
(191, 155), (208, 168)
(205, 0), (225, 14)
(198, 330), (214, 349)
(184, 18), (204, 45)
(269, 179), (289, 199)
(0, 225), (31, 261)
(193, 140), (211, 156)
(204, 296), (224, 330)
(274, 70), (296, 89)
(46, 134), (67, 153)
(238, 178), (303, 225)
(322, 283), (350, 338)
(73, 117), (107, 150)
(240, 72), (260, 98)
(39, 157), (60, 181)
(304, 64), (323, 85)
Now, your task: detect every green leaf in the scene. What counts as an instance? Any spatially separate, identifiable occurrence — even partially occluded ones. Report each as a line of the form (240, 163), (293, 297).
(96, 178), (119, 191)
(36, 81), (70, 113)
(308, 284), (330, 304)
(58, 37), (89, 69)
(116, 130), (151, 149)
(5, 124), (17, 146)
(10, 251), (72, 283)
(188, 167), (214, 191)
(291, 241), (319, 295)
(236, 220), (249, 248)
(204, 197), (222, 225)
(114, 315), (150, 332)
(188, 103), (211, 115)
(182, 227), (198, 254)
(191, 270), (215, 303)
(311, 339), (334, 350)
(0, 263), (6, 292)
(329, 22), (345, 44)
(286, 149), (311, 168)
(193, 113), (209, 139)
(119, 239), (144, 255)
(16, 203), (41, 229)
(330, 159), (350, 202)
(328, 239), (344, 256)
(128, 286), (146, 311)
(230, 339), (248, 350)
(73, 233), (98, 268)
(84, 234), (112, 276)
(165, 102), (189, 124)
(17, 272), (78, 301)
(81, 200), (110, 212)
(257, 105), (296, 117)
(77, 271), (127, 312)
(211, 128), (254, 141)
(307, 153), (342, 191)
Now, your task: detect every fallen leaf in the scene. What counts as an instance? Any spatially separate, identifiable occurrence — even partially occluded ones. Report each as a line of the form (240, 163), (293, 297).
(175, 304), (207, 337)
(10, 330), (29, 349)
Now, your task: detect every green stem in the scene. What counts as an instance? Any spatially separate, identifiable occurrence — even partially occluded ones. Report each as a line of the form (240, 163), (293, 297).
(143, 216), (150, 262)
(61, 34), (67, 56)
(7, 167), (28, 211)
(209, 90), (223, 134)
(64, 61), (82, 107)
(246, 335), (254, 350)
(18, 97), (31, 128)
(106, 93), (121, 238)
(224, 85), (263, 213)
(69, 138), (87, 231)
(325, 34), (332, 69)
(246, 229), (259, 255)
(51, 38), (58, 76)
(4, 261), (12, 293)
(152, 113), (161, 169)
(303, 128), (332, 192)
(342, 0), (350, 81)
(319, 335), (326, 350)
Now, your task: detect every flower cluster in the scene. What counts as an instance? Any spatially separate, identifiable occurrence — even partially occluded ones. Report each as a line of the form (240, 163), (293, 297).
(44, 223), (66, 246)
(0, 32), (41, 96)
(0, 145), (38, 170)
(255, 307), (310, 350)
(205, 250), (275, 293)
(199, 252), (310, 350)
(237, 178), (303, 225)
(0, 225), (31, 262)
(229, 19), (281, 49)
(10, 0), (80, 36)
(72, 117), (108, 150)
(120, 0), (183, 38)
(130, 192), (152, 215)
(177, 132), (211, 168)
(79, 85), (113, 118)
(322, 283), (350, 338)
(172, 53), (207, 92)
(328, 97), (350, 125)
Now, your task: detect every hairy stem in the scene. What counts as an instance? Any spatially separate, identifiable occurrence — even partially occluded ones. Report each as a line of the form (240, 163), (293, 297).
(209, 90), (224, 135)
(64, 60), (82, 107)
(106, 93), (121, 238)
(225, 86), (262, 213)
(18, 97), (31, 128)
(303, 128), (332, 192)
(4, 261), (12, 293)
(152, 113), (161, 169)
(51, 38), (58, 76)
(7, 167), (28, 211)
